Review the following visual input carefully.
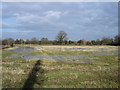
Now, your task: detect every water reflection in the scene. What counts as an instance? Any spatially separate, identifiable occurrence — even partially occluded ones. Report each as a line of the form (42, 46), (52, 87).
(11, 51), (118, 60)
(10, 46), (35, 53)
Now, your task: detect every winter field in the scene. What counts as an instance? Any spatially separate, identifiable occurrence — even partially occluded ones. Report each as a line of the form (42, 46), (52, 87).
(2, 45), (119, 88)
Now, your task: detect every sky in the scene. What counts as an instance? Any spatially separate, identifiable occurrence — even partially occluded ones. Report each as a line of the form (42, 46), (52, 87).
(1, 2), (118, 41)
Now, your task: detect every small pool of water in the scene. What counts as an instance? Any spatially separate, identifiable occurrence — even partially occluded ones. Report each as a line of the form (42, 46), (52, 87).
(11, 51), (119, 61)
(9, 46), (119, 63)
(9, 46), (35, 52)
(66, 48), (114, 51)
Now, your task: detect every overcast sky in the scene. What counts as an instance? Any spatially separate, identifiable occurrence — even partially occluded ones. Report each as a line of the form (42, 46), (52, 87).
(1, 2), (118, 41)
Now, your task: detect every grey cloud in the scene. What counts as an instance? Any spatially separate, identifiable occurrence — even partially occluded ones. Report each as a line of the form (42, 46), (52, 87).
(2, 2), (118, 40)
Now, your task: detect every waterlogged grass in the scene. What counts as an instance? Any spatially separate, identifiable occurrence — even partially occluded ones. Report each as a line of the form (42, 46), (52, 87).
(2, 46), (119, 88)
(3, 57), (31, 88)
(92, 55), (119, 64)
(28, 49), (98, 56)
(2, 57), (45, 88)
(2, 50), (16, 58)
(42, 57), (118, 88)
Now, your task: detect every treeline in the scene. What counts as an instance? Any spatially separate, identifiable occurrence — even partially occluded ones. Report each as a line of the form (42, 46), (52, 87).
(1, 31), (120, 46)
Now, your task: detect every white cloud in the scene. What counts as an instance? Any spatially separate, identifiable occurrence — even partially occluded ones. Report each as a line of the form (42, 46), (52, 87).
(2, 2), (118, 40)
(15, 13), (39, 23)
(44, 10), (62, 19)
(8, 10), (64, 30)
(14, 10), (62, 24)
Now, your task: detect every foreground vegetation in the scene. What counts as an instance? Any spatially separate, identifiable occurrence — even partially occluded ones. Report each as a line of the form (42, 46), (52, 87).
(2, 46), (119, 88)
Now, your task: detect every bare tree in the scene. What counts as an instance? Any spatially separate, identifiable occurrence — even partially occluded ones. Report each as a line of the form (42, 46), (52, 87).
(41, 38), (49, 44)
(2, 38), (14, 47)
(7, 38), (14, 46)
(114, 35), (120, 45)
(0, 39), (2, 45)
(31, 37), (38, 44)
(56, 31), (68, 45)
(101, 37), (113, 45)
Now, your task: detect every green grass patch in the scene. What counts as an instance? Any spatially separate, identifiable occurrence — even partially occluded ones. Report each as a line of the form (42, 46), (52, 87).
(2, 46), (119, 88)
(28, 49), (98, 56)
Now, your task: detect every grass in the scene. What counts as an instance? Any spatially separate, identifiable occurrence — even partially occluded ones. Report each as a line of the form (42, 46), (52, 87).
(2, 58), (45, 88)
(2, 45), (119, 88)
(42, 57), (118, 88)
(27, 49), (98, 56)
(2, 50), (16, 58)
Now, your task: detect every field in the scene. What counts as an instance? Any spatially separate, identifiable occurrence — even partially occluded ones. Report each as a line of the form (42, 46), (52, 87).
(2, 45), (119, 88)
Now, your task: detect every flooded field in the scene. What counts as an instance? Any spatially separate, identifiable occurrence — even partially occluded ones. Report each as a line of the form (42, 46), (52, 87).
(9, 46), (35, 52)
(2, 45), (119, 88)
(11, 50), (118, 63)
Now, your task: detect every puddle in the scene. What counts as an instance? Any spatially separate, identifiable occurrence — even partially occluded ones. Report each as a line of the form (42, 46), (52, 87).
(9, 46), (119, 63)
(11, 54), (22, 58)
(11, 51), (119, 63)
(66, 48), (87, 50)
(66, 48), (115, 51)
(9, 46), (35, 52)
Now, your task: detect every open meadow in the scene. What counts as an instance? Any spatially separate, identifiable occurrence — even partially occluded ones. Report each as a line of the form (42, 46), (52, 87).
(2, 45), (119, 88)
(1, 1), (119, 89)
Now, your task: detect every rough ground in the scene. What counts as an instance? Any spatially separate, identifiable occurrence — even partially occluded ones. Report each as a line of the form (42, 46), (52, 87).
(2, 45), (119, 88)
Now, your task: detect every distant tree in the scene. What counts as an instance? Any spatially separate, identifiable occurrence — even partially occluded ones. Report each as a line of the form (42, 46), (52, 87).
(53, 40), (58, 45)
(19, 39), (24, 44)
(86, 41), (92, 45)
(2, 38), (14, 47)
(15, 39), (20, 44)
(7, 38), (14, 46)
(41, 38), (49, 44)
(96, 39), (101, 45)
(77, 40), (84, 45)
(0, 39), (2, 45)
(101, 37), (113, 45)
(56, 31), (68, 45)
(114, 35), (120, 45)
(25, 39), (31, 44)
(2, 39), (8, 45)
(64, 40), (68, 45)
(31, 37), (38, 44)
(91, 40), (96, 45)
(68, 40), (74, 45)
